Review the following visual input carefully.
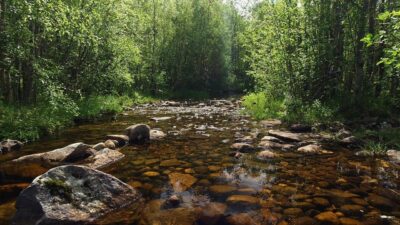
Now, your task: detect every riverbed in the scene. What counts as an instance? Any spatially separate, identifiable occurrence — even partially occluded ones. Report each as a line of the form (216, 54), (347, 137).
(0, 100), (399, 225)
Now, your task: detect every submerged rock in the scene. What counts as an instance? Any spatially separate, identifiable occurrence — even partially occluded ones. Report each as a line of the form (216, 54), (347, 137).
(125, 124), (151, 144)
(230, 143), (255, 153)
(168, 172), (197, 192)
(315, 211), (339, 224)
(197, 202), (227, 225)
(0, 139), (23, 154)
(13, 165), (143, 225)
(225, 213), (262, 225)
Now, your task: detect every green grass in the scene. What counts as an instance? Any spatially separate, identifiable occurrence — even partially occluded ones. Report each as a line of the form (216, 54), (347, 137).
(355, 127), (400, 150)
(0, 93), (156, 142)
(241, 92), (285, 120)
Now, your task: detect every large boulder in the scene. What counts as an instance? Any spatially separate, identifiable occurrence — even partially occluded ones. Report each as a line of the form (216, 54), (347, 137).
(13, 143), (92, 165)
(13, 165), (143, 225)
(125, 124), (151, 144)
(0, 139), (23, 154)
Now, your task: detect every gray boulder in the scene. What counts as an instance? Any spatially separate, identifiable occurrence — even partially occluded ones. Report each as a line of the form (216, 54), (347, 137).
(125, 124), (151, 144)
(13, 165), (143, 225)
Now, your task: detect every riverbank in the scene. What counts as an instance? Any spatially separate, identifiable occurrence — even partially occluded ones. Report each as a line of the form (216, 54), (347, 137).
(0, 94), (157, 142)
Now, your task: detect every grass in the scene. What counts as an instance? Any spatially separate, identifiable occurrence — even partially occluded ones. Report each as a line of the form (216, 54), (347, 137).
(0, 93), (156, 142)
(355, 127), (400, 150)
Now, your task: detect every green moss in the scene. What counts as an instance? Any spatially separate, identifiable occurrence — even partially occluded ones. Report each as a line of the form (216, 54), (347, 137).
(44, 179), (73, 201)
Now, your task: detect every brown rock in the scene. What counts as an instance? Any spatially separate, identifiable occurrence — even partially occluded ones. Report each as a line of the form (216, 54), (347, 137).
(283, 208), (303, 216)
(225, 213), (261, 225)
(227, 195), (260, 206)
(197, 202), (227, 225)
(210, 185), (237, 195)
(230, 143), (255, 153)
(339, 218), (363, 225)
(268, 130), (301, 142)
(339, 204), (365, 217)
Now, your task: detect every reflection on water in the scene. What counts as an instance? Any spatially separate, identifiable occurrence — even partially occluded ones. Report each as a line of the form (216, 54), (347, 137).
(0, 102), (400, 225)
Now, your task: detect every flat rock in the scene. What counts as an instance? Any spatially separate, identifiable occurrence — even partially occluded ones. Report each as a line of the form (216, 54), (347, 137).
(260, 136), (282, 143)
(315, 211), (339, 224)
(258, 140), (283, 149)
(260, 119), (282, 127)
(13, 165), (143, 225)
(168, 173), (197, 192)
(225, 213), (262, 225)
(13, 143), (92, 165)
(84, 148), (125, 169)
(160, 159), (182, 167)
(209, 185), (237, 195)
(268, 130), (301, 142)
(227, 195), (259, 206)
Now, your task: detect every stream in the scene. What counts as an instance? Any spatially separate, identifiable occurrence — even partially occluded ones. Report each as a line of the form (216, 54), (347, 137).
(0, 100), (399, 225)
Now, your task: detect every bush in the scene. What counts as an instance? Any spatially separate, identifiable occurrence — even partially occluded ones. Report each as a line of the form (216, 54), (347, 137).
(77, 95), (134, 120)
(242, 92), (336, 124)
(242, 92), (285, 120)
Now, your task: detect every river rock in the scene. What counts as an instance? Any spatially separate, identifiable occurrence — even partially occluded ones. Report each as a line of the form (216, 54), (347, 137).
(93, 142), (106, 151)
(387, 150), (400, 163)
(227, 195), (259, 206)
(225, 213), (262, 225)
(339, 204), (365, 217)
(160, 159), (182, 167)
(197, 202), (227, 225)
(150, 130), (167, 140)
(258, 140), (283, 149)
(0, 139), (23, 154)
(105, 134), (129, 146)
(268, 130), (301, 142)
(230, 143), (255, 153)
(297, 144), (333, 155)
(339, 218), (363, 225)
(209, 185), (237, 195)
(315, 211), (339, 224)
(63, 147), (97, 163)
(292, 216), (318, 225)
(283, 208), (303, 216)
(104, 139), (117, 149)
(257, 150), (277, 160)
(261, 136), (282, 143)
(140, 200), (196, 225)
(13, 143), (92, 165)
(168, 173), (197, 192)
(367, 193), (396, 211)
(290, 124), (312, 133)
(13, 165), (143, 225)
(260, 119), (282, 127)
(125, 124), (151, 144)
(84, 148), (125, 169)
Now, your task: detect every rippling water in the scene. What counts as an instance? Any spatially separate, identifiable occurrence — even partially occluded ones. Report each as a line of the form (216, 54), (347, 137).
(0, 101), (399, 225)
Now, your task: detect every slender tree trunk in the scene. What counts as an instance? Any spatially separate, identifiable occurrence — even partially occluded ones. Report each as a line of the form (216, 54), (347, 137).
(354, 0), (368, 104)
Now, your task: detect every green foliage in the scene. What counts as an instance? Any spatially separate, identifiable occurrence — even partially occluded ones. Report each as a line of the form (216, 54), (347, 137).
(77, 95), (133, 120)
(355, 128), (400, 150)
(242, 92), (336, 124)
(242, 92), (285, 120)
(364, 141), (389, 156)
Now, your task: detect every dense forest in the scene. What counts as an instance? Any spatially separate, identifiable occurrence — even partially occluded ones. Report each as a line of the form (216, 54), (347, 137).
(0, 0), (400, 140)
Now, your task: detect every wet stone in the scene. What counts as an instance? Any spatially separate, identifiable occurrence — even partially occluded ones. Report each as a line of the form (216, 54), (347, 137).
(143, 171), (160, 177)
(315, 211), (339, 224)
(230, 143), (255, 153)
(196, 202), (227, 225)
(225, 213), (262, 225)
(160, 159), (182, 167)
(367, 193), (396, 211)
(291, 216), (318, 225)
(339, 218), (363, 225)
(227, 195), (260, 206)
(339, 204), (365, 217)
(313, 197), (330, 208)
(168, 172), (197, 192)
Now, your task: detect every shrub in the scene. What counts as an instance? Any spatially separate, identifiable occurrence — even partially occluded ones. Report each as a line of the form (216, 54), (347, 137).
(242, 92), (285, 120)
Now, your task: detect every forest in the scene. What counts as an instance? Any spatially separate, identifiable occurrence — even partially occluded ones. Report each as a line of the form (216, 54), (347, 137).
(0, 0), (399, 139)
